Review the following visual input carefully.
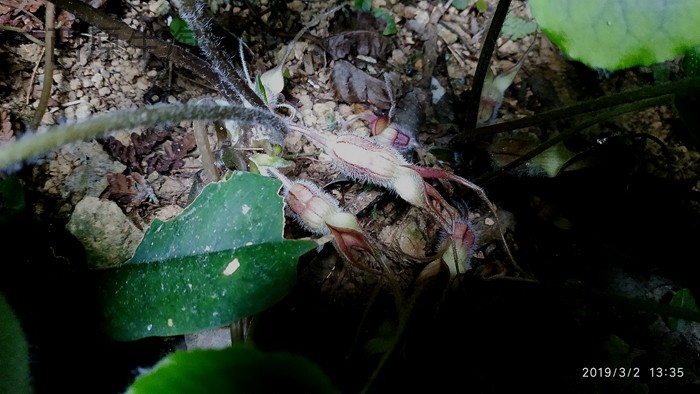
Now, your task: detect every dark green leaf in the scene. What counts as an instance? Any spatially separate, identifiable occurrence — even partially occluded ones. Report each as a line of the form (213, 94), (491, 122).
(0, 293), (31, 394)
(170, 17), (198, 46)
(529, 0), (700, 70)
(0, 175), (25, 223)
(668, 288), (699, 331)
(353, 0), (371, 12)
(100, 172), (316, 340)
(682, 46), (700, 77)
(372, 8), (397, 36)
(127, 345), (338, 394)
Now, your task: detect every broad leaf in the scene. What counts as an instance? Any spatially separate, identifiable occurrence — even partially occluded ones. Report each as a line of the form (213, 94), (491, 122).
(0, 293), (31, 394)
(127, 345), (338, 394)
(99, 172), (316, 340)
(529, 0), (700, 70)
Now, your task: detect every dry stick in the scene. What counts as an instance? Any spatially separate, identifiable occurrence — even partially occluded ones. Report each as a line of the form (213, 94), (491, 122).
(32, 1), (55, 129)
(464, 0), (512, 129)
(51, 0), (260, 105)
(25, 47), (45, 105)
(193, 120), (220, 183)
(477, 95), (673, 183)
(0, 25), (45, 46)
(452, 77), (700, 146)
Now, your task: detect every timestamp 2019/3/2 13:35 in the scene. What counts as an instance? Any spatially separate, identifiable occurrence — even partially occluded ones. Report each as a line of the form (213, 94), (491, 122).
(582, 367), (685, 378)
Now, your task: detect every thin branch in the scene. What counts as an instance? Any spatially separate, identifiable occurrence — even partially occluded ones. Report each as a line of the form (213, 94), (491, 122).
(0, 25), (45, 46)
(452, 77), (700, 146)
(32, 1), (55, 129)
(476, 95), (673, 183)
(193, 120), (220, 183)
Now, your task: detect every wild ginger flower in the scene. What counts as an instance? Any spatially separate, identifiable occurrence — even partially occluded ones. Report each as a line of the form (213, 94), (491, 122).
(266, 168), (375, 270)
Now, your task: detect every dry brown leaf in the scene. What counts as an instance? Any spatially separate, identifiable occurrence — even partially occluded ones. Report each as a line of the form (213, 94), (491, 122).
(106, 172), (156, 207)
(324, 31), (391, 60)
(0, 109), (14, 145)
(331, 60), (391, 109)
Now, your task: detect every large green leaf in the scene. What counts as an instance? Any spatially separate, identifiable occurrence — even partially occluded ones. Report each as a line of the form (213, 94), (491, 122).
(529, 0), (700, 70)
(99, 172), (316, 341)
(0, 293), (31, 394)
(127, 345), (338, 394)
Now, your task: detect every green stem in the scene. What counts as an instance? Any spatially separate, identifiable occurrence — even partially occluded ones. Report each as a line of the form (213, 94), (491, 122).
(0, 104), (285, 169)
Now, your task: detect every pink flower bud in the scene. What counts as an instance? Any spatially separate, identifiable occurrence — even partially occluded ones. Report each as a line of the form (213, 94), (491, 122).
(285, 180), (340, 234)
(440, 219), (477, 278)
(327, 134), (409, 187)
(372, 123), (415, 152)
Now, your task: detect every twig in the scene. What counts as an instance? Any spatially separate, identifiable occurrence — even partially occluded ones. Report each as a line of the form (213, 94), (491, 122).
(464, 0), (512, 129)
(477, 95), (673, 183)
(451, 77), (700, 146)
(193, 120), (220, 183)
(25, 47), (45, 105)
(32, 1), (55, 129)
(0, 25), (45, 46)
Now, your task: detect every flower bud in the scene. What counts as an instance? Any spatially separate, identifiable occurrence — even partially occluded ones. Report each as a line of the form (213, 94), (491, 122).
(440, 219), (477, 278)
(373, 122), (415, 152)
(327, 134), (408, 187)
(285, 180), (339, 234)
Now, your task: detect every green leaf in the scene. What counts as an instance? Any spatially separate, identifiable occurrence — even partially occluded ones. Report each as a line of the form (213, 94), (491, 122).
(451, 0), (469, 11)
(353, 0), (371, 12)
(0, 293), (32, 394)
(668, 288), (700, 331)
(501, 13), (537, 41)
(0, 175), (25, 224)
(99, 172), (316, 340)
(528, 142), (575, 177)
(682, 46), (700, 77)
(529, 0), (700, 70)
(169, 17), (198, 46)
(372, 8), (397, 36)
(254, 75), (268, 104)
(127, 345), (338, 394)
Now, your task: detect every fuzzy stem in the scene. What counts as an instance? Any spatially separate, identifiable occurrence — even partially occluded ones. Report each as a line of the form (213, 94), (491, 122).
(32, 1), (55, 128)
(0, 104), (285, 169)
(179, 0), (264, 106)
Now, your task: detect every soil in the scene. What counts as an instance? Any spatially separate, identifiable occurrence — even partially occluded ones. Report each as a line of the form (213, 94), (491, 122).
(1, 0), (699, 393)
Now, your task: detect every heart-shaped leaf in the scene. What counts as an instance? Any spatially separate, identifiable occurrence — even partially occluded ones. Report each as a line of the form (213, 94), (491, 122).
(126, 345), (337, 394)
(99, 172), (316, 341)
(530, 0), (700, 70)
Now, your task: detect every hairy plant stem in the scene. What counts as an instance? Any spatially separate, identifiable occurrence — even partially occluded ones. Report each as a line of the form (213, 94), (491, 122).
(179, 0), (265, 107)
(465, 0), (512, 129)
(0, 104), (285, 169)
(453, 77), (700, 146)
(477, 95), (672, 183)
(32, 1), (55, 129)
